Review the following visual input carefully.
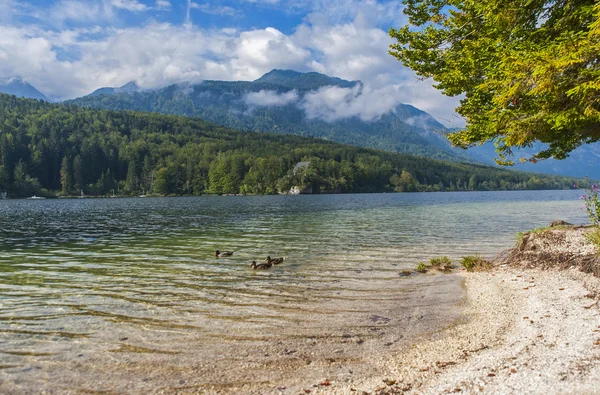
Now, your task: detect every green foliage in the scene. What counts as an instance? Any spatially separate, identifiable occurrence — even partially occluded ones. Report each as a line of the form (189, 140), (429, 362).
(585, 227), (600, 248)
(460, 255), (491, 272)
(389, 0), (600, 163)
(73, 155), (83, 193)
(0, 165), (8, 191)
(516, 226), (551, 246)
(11, 158), (42, 196)
(153, 167), (175, 195)
(429, 256), (452, 267)
(390, 170), (419, 192)
(416, 262), (428, 273)
(516, 226), (550, 237)
(429, 256), (453, 272)
(60, 155), (73, 195)
(581, 184), (600, 226)
(0, 93), (583, 197)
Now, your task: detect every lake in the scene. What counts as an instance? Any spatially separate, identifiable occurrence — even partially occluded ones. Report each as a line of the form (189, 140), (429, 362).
(0, 190), (588, 393)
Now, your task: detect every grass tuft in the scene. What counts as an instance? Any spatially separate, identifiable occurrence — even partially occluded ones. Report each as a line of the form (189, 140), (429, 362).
(460, 255), (491, 272)
(586, 227), (600, 247)
(429, 256), (451, 267)
(429, 256), (453, 271)
(516, 226), (551, 244)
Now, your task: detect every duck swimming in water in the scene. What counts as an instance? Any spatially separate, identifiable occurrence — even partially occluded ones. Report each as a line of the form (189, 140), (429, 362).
(250, 261), (272, 270)
(214, 250), (233, 257)
(264, 256), (285, 265)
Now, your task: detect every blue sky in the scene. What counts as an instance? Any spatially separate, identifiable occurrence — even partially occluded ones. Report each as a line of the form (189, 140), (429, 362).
(0, 0), (463, 126)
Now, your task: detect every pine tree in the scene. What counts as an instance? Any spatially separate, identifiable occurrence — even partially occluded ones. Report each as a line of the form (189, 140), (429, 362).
(60, 156), (73, 195)
(73, 155), (84, 193)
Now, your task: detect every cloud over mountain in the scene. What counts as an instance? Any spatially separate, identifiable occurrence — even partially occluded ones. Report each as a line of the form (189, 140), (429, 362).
(244, 90), (299, 107)
(301, 84), (404, 122)
(0, 0), (464, 126)
(242, 83), (411, 124)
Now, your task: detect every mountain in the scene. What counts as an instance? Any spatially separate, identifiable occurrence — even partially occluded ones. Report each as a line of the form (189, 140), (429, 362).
(0, 93), (581, 198)
(67, 70), (475, 162)
(0, 77), (49, 101)
(67, 70), (599, 178)
(87, 81), (142, 97)
(460, 140), (600, 179)
(253, 69), (359, 90)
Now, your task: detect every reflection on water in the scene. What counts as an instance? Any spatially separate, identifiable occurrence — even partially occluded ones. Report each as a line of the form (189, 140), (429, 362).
(0, 191), (587, 392)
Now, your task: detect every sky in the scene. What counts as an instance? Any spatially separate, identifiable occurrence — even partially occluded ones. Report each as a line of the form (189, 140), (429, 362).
(0, 0), (464, 126)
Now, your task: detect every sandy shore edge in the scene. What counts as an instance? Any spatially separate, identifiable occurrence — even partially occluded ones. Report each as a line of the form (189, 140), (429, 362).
(335, 266), (600, 394)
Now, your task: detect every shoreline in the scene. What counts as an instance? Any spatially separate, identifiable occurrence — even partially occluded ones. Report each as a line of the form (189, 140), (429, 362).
(181, 263), (600, 394)
(1, 221), (598, 394)
(0, 269), (598, 394)
(335, 266), (600, 394)
(0, 188), (583, 200)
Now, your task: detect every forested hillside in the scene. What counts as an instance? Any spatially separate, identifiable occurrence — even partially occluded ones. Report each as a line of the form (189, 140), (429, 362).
(68, 70), (474, 162)
(0, 94), (579, 198)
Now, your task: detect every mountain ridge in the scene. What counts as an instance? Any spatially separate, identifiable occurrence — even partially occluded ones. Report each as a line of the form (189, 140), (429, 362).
(67, 69), (599, 178)
(253, 69), (359, 90)
(88, 81), (142, 97)
(0, 77), (50, 101)
(69, 69), (475, 163)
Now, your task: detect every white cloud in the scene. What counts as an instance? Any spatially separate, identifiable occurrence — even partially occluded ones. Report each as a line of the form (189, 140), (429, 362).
(185, 0), (192, 24)
(0, 26), (75, 99)
(394, 76), (465, 128)
(155, 0), (171, 10)
(0, 23), (312, 98)
(110, 0), (149, 12)
(0, 0), (463, 125)
(304, 0), (406, 27)
(48, 0), (107, 25)
(40, 0), (156, 26)
(0, 0), (13, 23)
(289, 9), (462, 126)
(191, 3), (241, 17)
(301, 84), (405, 122)
(405, 115), (431, 127)
(244, 90), (299, 107)
(243, 0), (280, 4)
(292, 20), (398, 87)
(231, 28), (310, 79)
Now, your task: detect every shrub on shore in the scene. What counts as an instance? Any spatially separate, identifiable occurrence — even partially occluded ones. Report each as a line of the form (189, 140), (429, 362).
(502, 223), (600, 277)
(516, 226), (550, 244)
(580, 183), (600, 252)
(416, 262), (428, 273)
(460, 255), (491, 272)
(430, 256), (453, 271)
(581, 183), (600, 227)
(586, 228), (600, 247)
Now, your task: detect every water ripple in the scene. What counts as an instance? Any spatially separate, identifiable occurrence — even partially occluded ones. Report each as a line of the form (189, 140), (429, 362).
(0, 191), (587, 391)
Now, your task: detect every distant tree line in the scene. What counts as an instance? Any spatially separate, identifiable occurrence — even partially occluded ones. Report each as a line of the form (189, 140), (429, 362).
(0, 94), (581, 198)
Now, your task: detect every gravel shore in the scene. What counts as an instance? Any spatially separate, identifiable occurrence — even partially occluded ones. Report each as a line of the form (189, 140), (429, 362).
(4, 227), (598, 394)
(337, 266), (600, 394)
(4, 267), (597, 395)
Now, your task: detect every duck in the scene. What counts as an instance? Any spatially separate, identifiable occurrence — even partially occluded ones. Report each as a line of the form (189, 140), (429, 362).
(250, 261), (272, 270)
(214, 250), (234, 257)
(264, 256), (285, 265)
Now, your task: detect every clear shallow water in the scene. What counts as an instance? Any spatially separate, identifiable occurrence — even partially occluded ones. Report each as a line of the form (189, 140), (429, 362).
(0, 191), (588, 392)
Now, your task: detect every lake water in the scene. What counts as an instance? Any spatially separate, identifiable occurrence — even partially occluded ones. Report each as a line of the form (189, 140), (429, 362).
(0, 191), (588, 393)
